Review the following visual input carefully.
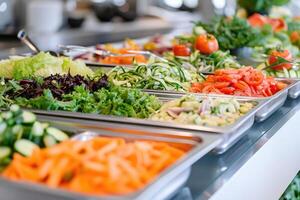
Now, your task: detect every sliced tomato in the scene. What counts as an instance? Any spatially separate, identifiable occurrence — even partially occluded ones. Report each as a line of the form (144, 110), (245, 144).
(202, 85), (221, 94)
(276, 82), (287, 90)
(215, 69), (239, 75)
(189, 87), (202, 93)
(206, 75), (216, 82)
(214, 82), (231, 89)
(244, 71), (264, 86)
(220, 87), (235, 94)
(191, 82), (202, 88)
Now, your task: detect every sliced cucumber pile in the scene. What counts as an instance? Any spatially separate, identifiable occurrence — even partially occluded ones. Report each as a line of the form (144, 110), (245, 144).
(0, 105), (69, 169)
(265, 69), (300, 79)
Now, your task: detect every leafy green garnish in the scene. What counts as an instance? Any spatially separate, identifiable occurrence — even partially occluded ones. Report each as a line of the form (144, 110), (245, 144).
(195, 16), (260, 50)
(14, 85), (162, 119)
(1, 52), (94, 80)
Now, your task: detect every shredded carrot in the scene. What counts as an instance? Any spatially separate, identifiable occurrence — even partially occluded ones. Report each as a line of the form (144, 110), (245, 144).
(2, 137), (185, 195)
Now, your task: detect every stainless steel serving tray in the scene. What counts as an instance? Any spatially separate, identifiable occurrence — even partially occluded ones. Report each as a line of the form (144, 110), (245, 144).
(144, 79), (298, 122)
(27, 95), (262, 154)
(0, 116), (221, 200)
(277, 78), (300, 99)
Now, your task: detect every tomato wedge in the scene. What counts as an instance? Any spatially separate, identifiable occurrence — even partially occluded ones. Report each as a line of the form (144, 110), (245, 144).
(220, 87), (235, 94)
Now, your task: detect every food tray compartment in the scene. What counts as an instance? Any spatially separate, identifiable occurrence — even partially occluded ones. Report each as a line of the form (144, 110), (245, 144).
(144, 79), (297, 122)
(29, 94), (261, 154)
(283, 78), (300, 99)
(0, 116), (221, 200)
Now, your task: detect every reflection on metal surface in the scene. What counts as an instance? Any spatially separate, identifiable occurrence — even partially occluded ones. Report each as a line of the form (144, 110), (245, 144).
(187, 98), (300, 200)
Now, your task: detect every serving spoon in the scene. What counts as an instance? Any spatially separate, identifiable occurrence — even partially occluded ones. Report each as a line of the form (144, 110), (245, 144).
(17, 29), (59, 57)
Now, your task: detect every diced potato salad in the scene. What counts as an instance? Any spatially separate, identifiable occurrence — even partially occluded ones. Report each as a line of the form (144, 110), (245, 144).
(151, 96), (254, 127)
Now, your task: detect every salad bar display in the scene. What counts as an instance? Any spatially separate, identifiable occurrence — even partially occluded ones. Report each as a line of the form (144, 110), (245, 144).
(1, 5), (300, 200)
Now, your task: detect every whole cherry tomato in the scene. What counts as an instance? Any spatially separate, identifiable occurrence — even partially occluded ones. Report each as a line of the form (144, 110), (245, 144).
(269, 18), (287, 32)
(268, 49), (293, 70)
(195, 34), (219, 55)
(290, 31), (300, 43)
(248, 13), (268, 28)
(172, 44), (191, 56)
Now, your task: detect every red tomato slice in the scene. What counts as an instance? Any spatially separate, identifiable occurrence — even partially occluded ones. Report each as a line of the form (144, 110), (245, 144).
(244, 71), (264, 86)
(220, 87), (235, 94)
(276, 82), (287, 90)
(233, 81), (252, 96)
(191, 82), (203, 88)
(214, 82), (231, 89)
(202, 85), (221, 94)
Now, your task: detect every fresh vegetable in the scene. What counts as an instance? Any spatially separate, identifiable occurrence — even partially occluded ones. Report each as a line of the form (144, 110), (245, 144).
(248, 13), (287, 32)
(13, 73), (109, 99)
(108, 61), (203, 92)
(189, 67), (287, 97)
(0, 52), (94, 80)
(0, 105), (69, 169)
(172, 44), (191, 57)
(195, 34), (219, 55)
(195, 16), (259, 50)
(76, 39), (147, 65)
(268, 49), (293, 70)
(143, 35), (173, 55)
(165, 50), (240, 73)
(99, 54), (147, 65)
(238, 0), (290, 15)
(2, 137), (185, 195)
(261, 66), (300, 78)
(9, 85), (161, 119)
(279, 171), (300, 200)
(151, 96), (254, 127)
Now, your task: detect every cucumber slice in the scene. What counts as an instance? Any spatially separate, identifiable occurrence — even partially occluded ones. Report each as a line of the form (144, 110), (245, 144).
(12, 125), (23, 140)
(276, 71), (285, 78)
(46, 127), (68, 142)
(0, 123), (7, 135)
(10, 105), (21, 116)
(1, 112), (13, 120)
(41, 123), (49, 129)
(31, 122), (44, 137)
(0, 147), (11, 160)
(21, 111), (36, 125)
(297, 70), (300, 78)
(6, 118), (15, 126)
(43, 135), (57, 147)
(283, 68), (290, 78)
(14, 139), (38, 156)
(289, 70), (297, 78)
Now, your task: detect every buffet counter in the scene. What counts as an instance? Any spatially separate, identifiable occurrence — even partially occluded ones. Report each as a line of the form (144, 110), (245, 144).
(184, 98), (300, 200)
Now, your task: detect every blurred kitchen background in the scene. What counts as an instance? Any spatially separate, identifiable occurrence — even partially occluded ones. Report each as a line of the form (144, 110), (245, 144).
(0, 0), (300, 58)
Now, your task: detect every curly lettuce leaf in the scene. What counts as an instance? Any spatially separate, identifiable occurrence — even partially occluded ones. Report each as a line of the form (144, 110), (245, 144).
(0, 52), (94, 80)
(62, 57), (94, 77)
(13, 52), (63, 80)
